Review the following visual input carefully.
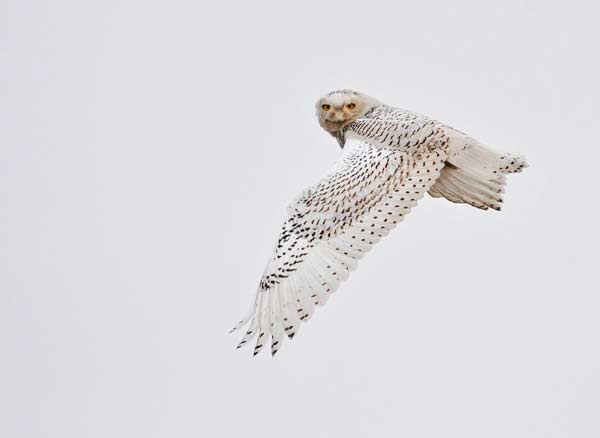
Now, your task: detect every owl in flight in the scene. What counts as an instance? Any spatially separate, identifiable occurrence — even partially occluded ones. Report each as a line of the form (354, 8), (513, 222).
(231, 90), (527, 356)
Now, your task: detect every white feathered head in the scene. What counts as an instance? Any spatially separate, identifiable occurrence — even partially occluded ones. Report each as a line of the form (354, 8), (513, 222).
(316, 89), (380, 147)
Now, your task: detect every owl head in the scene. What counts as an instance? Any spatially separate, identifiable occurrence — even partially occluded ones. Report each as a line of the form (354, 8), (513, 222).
(316, 89), (380, 147)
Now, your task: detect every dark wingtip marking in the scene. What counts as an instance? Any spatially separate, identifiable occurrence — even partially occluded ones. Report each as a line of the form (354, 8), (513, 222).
(229, 320), (245, 333)
(236, 340), (247, 349)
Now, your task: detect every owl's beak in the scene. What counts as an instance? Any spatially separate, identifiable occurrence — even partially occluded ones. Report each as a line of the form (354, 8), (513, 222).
(332, 111), (345, 122)
(323, 120), (344, 132)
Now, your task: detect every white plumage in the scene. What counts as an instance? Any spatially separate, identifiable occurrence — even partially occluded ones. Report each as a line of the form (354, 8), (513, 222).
(231, 90), (527, 356)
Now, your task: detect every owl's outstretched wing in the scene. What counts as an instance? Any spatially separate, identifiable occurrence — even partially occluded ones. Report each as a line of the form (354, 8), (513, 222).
(231, 140), (448, 356)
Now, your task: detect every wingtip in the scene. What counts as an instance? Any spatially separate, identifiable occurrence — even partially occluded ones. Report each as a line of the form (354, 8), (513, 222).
(228, 321), (243, 334)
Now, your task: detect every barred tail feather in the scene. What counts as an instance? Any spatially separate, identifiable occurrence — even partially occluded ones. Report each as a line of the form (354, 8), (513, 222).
(429, 130), (527, 209)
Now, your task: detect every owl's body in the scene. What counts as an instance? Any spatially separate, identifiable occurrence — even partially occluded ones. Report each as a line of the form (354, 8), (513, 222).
(231, 91), (527, 356)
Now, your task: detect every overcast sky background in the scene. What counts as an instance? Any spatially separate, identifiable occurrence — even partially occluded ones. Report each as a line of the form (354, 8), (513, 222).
(1, 1), (599, 437)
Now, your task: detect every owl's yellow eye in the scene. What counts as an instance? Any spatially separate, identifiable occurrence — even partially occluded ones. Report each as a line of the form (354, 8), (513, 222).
(346, 103), (356, 110)
(321, 104), (331, 111)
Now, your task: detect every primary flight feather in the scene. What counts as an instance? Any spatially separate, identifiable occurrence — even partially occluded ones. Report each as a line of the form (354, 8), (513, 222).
(231, 89), (527, 356)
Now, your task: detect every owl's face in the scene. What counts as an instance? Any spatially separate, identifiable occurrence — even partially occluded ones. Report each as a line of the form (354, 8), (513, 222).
(316, 90), (379, 135)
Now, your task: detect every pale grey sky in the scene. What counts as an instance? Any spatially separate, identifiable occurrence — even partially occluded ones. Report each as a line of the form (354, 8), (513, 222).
(1, 1), (599, 437)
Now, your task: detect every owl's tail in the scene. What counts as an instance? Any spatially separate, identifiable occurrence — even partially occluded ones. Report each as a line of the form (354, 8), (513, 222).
(428, 130), (527, 210)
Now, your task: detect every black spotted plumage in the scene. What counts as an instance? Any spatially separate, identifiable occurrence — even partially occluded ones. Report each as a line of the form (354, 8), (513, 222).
(231, 91), (527, 356)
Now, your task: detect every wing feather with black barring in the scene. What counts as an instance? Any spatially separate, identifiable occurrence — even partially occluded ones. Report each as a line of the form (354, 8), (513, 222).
(231, 138), (449, 356)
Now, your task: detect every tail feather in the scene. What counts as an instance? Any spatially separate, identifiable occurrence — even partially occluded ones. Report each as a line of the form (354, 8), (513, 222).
(429, 130), (527, 210)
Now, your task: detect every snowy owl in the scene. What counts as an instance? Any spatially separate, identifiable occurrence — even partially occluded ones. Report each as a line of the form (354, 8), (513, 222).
(231, 89), (527, 356)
